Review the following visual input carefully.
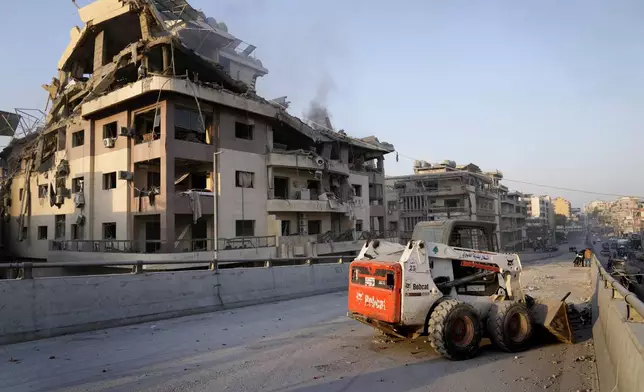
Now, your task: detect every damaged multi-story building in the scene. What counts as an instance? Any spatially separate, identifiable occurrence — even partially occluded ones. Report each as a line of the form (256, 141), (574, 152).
(0, 0), (394, 262)
(386, 160), (528, 251)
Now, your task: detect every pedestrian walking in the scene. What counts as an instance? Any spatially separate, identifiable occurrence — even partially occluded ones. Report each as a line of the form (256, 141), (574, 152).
(584, 248), (592, 267)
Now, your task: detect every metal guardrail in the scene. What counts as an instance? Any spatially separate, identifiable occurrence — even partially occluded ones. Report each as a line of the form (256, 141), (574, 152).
(48, 236), (277, 253)
(0, 256), (348, 280)
(594, 256), (644, 323)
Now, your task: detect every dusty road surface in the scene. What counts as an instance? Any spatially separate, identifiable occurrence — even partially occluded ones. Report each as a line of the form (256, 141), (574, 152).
(0, 249), (597, 392)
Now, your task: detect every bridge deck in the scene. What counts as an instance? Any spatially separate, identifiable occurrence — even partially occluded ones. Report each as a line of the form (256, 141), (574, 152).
(0, 246), (597, 392)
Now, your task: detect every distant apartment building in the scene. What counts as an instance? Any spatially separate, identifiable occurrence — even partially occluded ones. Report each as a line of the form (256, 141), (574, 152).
(607, 197), (643, 234)
(0, 0), (394, 261)
(524, 195), (556, 245)
(388, 161), (499, 244)
(585, 200), (609, 214)
(497, 188), (528, 251)
(553, 197), (572, 218)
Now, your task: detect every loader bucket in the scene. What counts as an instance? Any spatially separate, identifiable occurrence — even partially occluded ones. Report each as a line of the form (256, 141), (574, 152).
(529, 292), (574, 344)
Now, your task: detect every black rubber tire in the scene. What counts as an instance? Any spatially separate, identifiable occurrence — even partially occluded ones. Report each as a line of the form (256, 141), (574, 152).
(427, 299), (482, 361)
(487, 301), (533, 353)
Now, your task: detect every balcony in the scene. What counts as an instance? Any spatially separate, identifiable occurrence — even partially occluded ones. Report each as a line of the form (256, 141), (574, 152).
(398, 185), (468, 197)
(266, 198), (350, 213)
(267, 152), (349, 176)
(477, 207), (496, 216)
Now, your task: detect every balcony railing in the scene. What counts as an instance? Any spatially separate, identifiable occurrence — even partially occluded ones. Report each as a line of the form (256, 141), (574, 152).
(49, 236), (277, 254)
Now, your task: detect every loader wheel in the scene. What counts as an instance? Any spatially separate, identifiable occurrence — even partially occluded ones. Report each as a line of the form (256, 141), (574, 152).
(487, 302), (533, 353)
(427, 299), (482, 361)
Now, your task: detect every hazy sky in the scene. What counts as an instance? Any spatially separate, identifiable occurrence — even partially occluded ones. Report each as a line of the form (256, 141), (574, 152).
(2, 0), (644, 207)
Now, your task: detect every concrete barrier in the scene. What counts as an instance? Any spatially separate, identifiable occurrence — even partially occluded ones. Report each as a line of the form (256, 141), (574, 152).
(0, 263), (349, 345)
(592, 257), (644, 392)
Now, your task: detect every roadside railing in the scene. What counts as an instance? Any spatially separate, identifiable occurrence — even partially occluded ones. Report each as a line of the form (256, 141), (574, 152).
(0, 255), (349, 280)
(48, 236), (277, 254)
(594, 256), (644, 322)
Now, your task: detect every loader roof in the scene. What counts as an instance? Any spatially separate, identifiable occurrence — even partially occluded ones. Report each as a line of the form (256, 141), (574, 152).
(411, 220), (497, 247)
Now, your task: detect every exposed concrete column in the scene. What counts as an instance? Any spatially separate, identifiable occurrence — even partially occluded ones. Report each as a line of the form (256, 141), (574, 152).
(161, 101), (176, 252)
(340, 147), (349, 163)
(93, 30), (107, 72)
(139, 12), (151, 39)
(377, 157), (384, 172)
(267, 166), (274, 199)
(266, 125), (273, 152)
(162, 45), (170, 74)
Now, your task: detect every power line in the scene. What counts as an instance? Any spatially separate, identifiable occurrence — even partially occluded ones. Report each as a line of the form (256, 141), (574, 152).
(393, 151), (642, 199)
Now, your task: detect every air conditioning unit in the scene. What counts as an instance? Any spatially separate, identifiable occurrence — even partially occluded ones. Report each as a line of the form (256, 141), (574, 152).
(118, 171), (133, 181)
(103, 138), (115, 148)
(315, 157), (325, 167)
(74, 192), (85, 208)
(55, 195), (64, 205)
(76, 214), (85, 226)
(119, 127), (131, 137)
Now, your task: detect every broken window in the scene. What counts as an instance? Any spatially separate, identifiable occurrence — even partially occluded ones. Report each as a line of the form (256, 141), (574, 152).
(307, 180), (320, 200)
(38, 185), (48, 199)
(308, 220), (322, 235)
(102, 222), (117, 240)
(71, 224), (82, 240)
(147, 172), (161, 189)
(192, 173), (207, 189)
(54, 214), (66, 239)
(57, 129), (67, 151)
(103, 172), (116, 190)
(235, 122), (253, 140)
(235, 171), (254, 188)
(134, 109), (161, 144)
(103, 122), (117, 139)
(72, 177), (84, 193)
(175, 107), (210, 144)
(274, 177), (289, 199)
(235, 220), (255, 237)
(72, 130), (84, 147)
(281, 220), (291, 236)
(38, 226), (48, 240)
(352, 184), (362, 197)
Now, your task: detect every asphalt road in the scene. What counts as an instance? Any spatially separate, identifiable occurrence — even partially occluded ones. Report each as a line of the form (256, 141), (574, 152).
(0, 246), (596, 392)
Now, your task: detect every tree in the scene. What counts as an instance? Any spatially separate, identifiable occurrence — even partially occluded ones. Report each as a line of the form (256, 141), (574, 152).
(555, 214), (567, 228)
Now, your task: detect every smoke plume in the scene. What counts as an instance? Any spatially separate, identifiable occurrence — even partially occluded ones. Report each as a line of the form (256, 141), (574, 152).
(305, 74), (335, 131)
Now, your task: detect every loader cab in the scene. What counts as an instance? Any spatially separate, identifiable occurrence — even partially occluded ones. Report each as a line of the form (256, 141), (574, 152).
(411, 220), (499, 252)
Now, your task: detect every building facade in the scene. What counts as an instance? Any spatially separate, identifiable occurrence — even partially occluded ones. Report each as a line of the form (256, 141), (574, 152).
(553, 197), (572, 218)
(0, 0), (393, 261)
(389, 161), (499, 244)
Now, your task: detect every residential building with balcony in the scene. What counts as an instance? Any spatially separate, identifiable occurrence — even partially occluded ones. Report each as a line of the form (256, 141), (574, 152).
(390, 160), (499, 243)
(497, 188), (528, 252)
(0, 0), (394, 263)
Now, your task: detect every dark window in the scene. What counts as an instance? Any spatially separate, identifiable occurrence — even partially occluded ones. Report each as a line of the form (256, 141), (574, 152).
(387, 200), (397, 211)
(147, 172), (161, 189)
(174, 107), (210, 144)
(103, 122), (117, 139)
(71, 223), (81, 240)
(103, 172), (116, 189)
(38, 184), (48, 199)
(281, 220), (290, 236)
(355, 220), (363, 232)
(389, 221), (398, 231)
(21, 226), (28, 239)
(235, 171), (254, 188)
(102, 222), (116, 239)
(445, 199), (460, 208)
(274, 177), (289, 199)
(56, 177), (66, 189)
(57, 129), (66, 151)
(352, 184), (362, 197)
(134, 109), (161, 144)
(55, 214), (66, 239)
(72, 130), (85, 147)
(308, 220), (322, 235)
(307, 180), (320, 200)
(235, 122), (253, 140)
(235, 220), (255, 237)
(37, 226), (47, 240)
(72, 177), (84, 193)
(19, 188), (23, 201)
